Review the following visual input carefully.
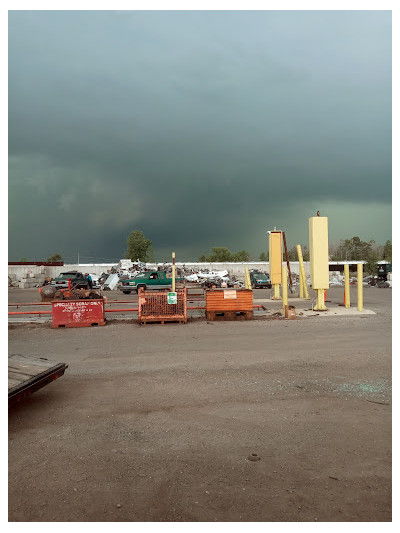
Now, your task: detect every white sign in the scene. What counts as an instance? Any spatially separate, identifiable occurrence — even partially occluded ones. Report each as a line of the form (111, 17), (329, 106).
(224, 290), (237, 299)
(167, 292), (177, 304)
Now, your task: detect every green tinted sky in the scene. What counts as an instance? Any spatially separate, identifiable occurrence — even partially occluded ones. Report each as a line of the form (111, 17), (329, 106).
(8, 10), (391, 262)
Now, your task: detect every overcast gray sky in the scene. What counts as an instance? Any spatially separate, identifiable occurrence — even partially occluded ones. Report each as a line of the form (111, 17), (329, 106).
(8, 10), (392, 262)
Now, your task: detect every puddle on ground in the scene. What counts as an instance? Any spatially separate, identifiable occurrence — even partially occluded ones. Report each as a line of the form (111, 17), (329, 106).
(289, 377), (391, 402)
(213, 376), (391, 402)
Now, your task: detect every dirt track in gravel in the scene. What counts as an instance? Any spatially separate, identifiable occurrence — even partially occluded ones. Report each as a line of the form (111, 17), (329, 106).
(8, 287), (391, 522)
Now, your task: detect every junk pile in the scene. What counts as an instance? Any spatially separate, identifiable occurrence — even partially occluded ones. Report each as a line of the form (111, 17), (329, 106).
(96, 260), (150, 289)
(93, 262), (245, 290)
(182, 269), (244, 288)
(290, 273), (300, 286)
(330, 272), (344, 286)
(40, 285), (103, 301)
(103, 273), (119, 291)
(8, 275), (18, 287)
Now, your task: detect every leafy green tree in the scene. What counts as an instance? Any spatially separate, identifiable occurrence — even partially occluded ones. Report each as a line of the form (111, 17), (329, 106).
(199, 247), (251, 262)
(301, 246), (310, 261)
(330, 236), (375, 261)
(232, 250), (250, 262)
(365, 250), (379, 275)
(47, 253), (62, 262)
(382, 240), (392, 262)
(259, 252), (268, 261)
(287, 246), (298, 261)
(125, 230), (153, 262)
(207, 247), (234, 262)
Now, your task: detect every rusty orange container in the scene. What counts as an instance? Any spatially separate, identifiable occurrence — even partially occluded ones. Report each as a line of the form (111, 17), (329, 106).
(138, 288), (187, 325)
(52, 299), (105, 328)
(205, 289), (253, 320)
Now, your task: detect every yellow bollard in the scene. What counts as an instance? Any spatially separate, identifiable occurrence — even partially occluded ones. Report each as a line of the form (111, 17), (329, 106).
(301, 266), (310, 300)
(299, 268), (304, 299)
(297, 245), (310, 300)
(282, 265), (288, 315)
(357, 263), (363, 311)
(245, 267), (251, 289)
(315, 289), (327, 311)
(273, 284), (281, 300)
(172, 252), (176, 292)
(344, 264), (350, 308)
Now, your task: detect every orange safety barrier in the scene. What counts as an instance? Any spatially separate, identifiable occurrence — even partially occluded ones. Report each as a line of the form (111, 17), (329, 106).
(8, 310), (52, 315)
(9, 302), (52, 306)
(104, 308), (138, 313)
(9, 300), (263, 318)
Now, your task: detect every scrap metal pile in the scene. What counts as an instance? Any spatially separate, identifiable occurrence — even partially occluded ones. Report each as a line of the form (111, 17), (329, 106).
(97, 260), (245, 289)
(40, 285), (103, 301)
(182, 269), (244, 289)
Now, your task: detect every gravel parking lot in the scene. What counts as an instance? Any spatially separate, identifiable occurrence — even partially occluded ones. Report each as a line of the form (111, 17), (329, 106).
(8, 286), (391, 522)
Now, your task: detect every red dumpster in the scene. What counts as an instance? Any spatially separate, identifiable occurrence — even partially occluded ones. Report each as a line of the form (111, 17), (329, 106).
(52, 300), (106, 328)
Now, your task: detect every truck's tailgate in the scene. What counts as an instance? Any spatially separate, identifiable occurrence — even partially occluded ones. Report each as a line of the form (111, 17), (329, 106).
(8, 354), (68, 405)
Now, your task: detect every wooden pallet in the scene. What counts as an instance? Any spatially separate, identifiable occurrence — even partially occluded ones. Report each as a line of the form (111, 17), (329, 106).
(206, 310), (253, 321)
(139, 317), (187, 325)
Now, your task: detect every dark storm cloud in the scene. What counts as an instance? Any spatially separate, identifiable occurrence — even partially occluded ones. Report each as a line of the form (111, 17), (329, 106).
(8, 10), (391, 260)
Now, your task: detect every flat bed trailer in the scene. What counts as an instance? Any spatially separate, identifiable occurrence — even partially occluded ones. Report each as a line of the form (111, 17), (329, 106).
(8, 354), (68, 406)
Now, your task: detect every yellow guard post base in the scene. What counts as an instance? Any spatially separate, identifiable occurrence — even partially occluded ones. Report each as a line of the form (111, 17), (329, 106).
(272, 284), (281, 300)
(357, 263), (363, 311)
(299, 274), (304, 299)
(314, 289), (327, 311)
(244, 267), (251, 290)
(296, 244), (310, 300)
(282, 266), (288, 314)
(171, 252), (176, 293)
(344, 264), (350, 308)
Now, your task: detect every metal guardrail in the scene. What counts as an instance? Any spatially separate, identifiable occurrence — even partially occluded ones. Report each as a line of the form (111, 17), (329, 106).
(8, 294), (264, 317)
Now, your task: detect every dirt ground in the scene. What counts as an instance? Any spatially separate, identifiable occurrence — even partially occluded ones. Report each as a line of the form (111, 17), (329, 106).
(8, 286), (392, 522)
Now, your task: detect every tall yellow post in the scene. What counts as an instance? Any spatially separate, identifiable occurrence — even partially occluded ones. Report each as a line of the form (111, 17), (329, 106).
(344, 264), (350, 308)
(172, 252), (176, 292)
(309, 216), (329, 311)
(299, 268), (304, 298)
(245, 267), (251, 289)
(269, 230), (282, 300)
(296, 244), (310, 300)
(357, 263), (363, 311)
(282, 265), (288, 315)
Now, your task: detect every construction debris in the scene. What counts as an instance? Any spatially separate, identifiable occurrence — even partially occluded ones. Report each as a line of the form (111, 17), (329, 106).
(103, 273), (119, 291)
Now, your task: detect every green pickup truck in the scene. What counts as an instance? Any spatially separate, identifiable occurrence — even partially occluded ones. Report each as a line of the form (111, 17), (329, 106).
(119, 271), (184, 294)
(250, 270), (272, 289)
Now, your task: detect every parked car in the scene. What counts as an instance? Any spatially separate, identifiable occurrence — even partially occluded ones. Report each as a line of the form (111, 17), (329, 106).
(249, 270), (272, 289)
(50, 271), (90, 289)
(119, 271), (184, 294)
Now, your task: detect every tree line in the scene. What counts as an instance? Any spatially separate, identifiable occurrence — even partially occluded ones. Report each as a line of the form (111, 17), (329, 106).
(16, 233), (392, 268)
(18, 253), (64, 262)
(124, 231), (391, 268)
